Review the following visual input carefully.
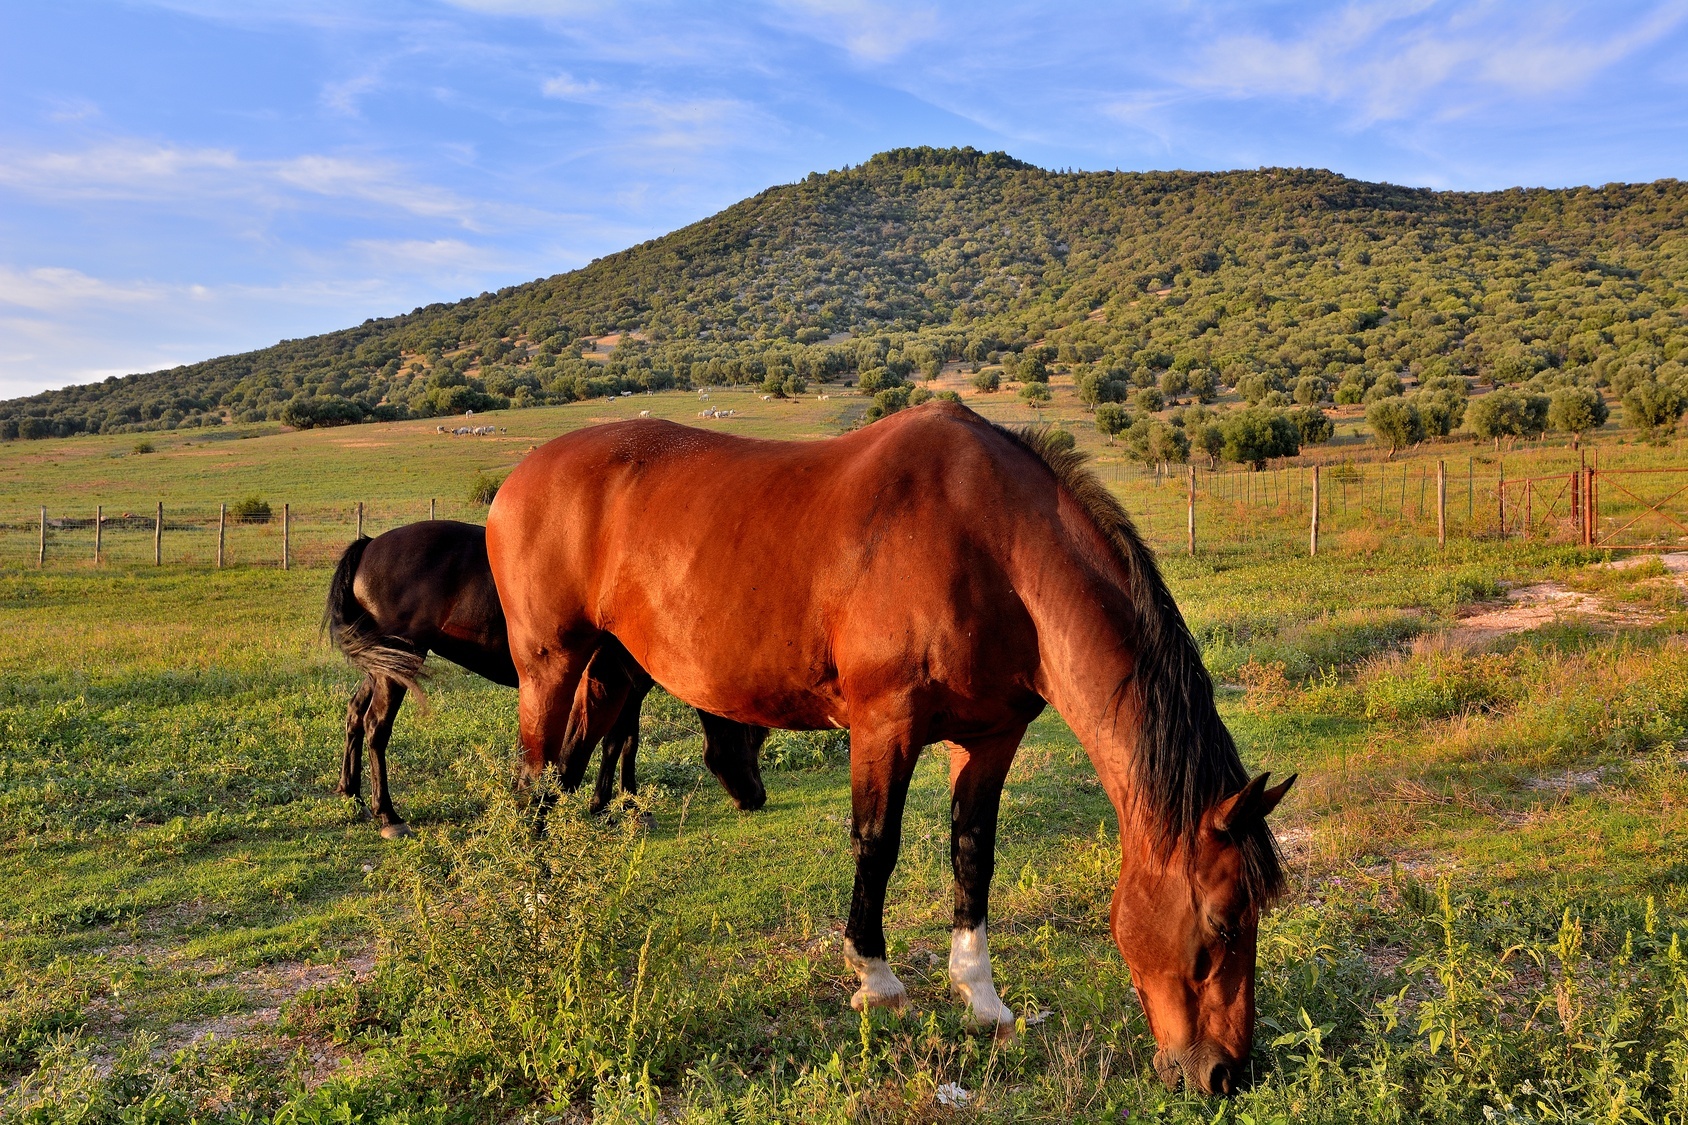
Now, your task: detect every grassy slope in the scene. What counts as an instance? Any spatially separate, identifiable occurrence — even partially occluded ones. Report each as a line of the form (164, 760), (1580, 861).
(8, 397), (1688, 1121)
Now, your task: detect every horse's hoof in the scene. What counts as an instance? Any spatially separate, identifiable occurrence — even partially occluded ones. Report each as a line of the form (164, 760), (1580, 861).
(380, 822), (412, 840)
(850, 983), (908, 1014)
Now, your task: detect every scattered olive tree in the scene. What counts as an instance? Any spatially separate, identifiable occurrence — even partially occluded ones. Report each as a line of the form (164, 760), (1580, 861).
(1365, 397), (1423, 458)
(1547, 386), (1609, 446)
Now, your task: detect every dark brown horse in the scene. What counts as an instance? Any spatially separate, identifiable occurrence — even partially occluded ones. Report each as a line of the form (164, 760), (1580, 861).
(326, 520), (768, 838)
(485, 403), (1292, 1095)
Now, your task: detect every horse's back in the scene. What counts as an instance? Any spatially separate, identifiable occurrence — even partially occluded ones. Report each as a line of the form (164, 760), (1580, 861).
(355, 520), (513, 681)
(487, 404), (1054, 727)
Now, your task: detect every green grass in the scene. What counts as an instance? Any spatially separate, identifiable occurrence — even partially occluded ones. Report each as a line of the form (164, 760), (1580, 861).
(9, 400), (1688, 1121)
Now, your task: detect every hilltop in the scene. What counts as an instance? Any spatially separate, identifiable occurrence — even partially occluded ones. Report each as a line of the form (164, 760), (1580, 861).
(2, 146), (1685, 439)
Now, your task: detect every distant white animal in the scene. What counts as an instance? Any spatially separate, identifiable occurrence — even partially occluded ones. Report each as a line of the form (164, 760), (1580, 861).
(639, 410), (650, 417)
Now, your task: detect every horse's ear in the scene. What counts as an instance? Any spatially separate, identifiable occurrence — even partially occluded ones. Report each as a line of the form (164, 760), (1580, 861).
(1213, 772), (1296, 834)
(1259, 773), (1296, 820)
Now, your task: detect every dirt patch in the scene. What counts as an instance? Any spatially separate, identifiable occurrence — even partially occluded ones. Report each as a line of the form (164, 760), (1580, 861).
(1447, 583), (1595, 646)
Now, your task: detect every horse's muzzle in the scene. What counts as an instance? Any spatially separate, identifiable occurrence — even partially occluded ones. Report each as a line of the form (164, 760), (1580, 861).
(1154, 1043), (1242, 1096)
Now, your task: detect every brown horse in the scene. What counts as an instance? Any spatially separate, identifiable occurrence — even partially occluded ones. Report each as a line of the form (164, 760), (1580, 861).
(326, 520), (768, 838)
(485, 403), (1291, 1096)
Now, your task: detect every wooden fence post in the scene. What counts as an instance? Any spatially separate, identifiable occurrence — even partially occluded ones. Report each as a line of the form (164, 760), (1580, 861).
(1497, 462), (1505, 538)
(283, 503), (290, 571)
(38, 507), (45, 568)
(356, 501), (364, 539)
(1187, 466), (1196, 555)
(430, 498), (436, 521)
(1309, 464), (1320, 557)
(94, 505), (102, 565)
(1525, 481), (1532, 539)
(154, 501), (163, 565)
(217, 503), (226, 569)
(1437, 461), (1446, 549)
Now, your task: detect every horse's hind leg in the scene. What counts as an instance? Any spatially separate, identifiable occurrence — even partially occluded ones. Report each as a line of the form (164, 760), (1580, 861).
(698, 712), (769, 811)
(364, 675), (411, 839)
(337, 676), (374, 811)
(591, 675), (650, 815)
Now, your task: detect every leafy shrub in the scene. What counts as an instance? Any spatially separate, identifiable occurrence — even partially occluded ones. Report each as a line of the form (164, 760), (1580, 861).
(1292, 405), (1334, 445)
(467, 471), (503, 505)
(1357, 650), (1518, 723)
(1468, 388), (1550, 441)
(971, 369), (1000, 393)
(1547, 386), (1608, 439)
(1623, 379), (1684, 434)
(1094, 402), (1131, 436)
(131, 440), (155, 454)
(1017, 381), (1052, 406)
(1366, 396), (1424, 456)
(1221, 407), (1299, 468)
(229, 496), (271, 523)
(761, 729), (849, 770)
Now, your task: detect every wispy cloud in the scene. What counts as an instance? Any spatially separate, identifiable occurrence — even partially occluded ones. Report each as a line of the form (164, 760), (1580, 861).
(0, 266), (181, 313)
(770, 0), (945, 63)
(0, 141), (485, 226)
(1184, 1), (1688, 125)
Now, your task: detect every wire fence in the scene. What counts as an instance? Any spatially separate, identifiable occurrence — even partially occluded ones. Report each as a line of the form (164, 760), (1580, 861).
(1102, 453), (1688, 556)
(9, 451), (1688, 572)
(7, 499), (491, 571)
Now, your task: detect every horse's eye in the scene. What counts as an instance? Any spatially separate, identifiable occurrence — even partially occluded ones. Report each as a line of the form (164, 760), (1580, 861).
(1209, 918), (1238, 947)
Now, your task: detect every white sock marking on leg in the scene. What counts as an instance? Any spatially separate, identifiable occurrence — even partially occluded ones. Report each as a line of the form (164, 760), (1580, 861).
(843, 938), (906, 1011)
(950, 924), (1014, 1027)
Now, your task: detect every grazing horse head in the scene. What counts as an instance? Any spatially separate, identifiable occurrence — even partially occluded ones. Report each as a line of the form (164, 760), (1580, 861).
(1112, 772), (1294, 1095)
(999, 426), (1294, 1096)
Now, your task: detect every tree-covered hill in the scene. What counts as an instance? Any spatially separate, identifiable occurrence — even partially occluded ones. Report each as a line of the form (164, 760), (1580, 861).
(4, 146), (1685, 440)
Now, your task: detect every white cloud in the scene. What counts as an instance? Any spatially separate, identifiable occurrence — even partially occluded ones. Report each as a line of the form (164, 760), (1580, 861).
(0, 266), (175, 313)
(541, 71), (602, 100)
(0, 141), (484, 226)
(347, 238), (511, 273)
(769, 0), (943, 63)
(1184, 2), (1688, 125)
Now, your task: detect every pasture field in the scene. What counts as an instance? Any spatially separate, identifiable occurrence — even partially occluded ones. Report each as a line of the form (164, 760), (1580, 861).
(8, 388), (1688, 1122)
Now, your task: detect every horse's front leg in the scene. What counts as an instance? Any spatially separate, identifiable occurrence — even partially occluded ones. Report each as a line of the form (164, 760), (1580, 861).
(843, 714), (921, 1013)
(591, 675), (650, 814)
(947, 730), (1024, 1033)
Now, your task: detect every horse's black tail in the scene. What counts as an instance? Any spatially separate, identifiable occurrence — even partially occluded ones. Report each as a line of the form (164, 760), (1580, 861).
(324, 536), (428, 703)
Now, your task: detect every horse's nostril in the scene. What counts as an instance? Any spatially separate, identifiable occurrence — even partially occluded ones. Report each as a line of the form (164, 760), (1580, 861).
(1205, 1060), (1232, 1095)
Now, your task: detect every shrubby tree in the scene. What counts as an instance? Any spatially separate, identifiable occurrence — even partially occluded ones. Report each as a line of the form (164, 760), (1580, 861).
(857, 366), (901, 394)
(1623, 379), (1684, 435)
(1131, 386), (1164, 413)
(1124, 418), (1190, 465)
(1362, 371), (1403, 403)
(1192, 422), (1225, 468)
(1291, 405), (1334, 445)
(1547, 386), (1608, 446)
(1018, 381), (1052, 407)
(1467, 388), (1550, 444)
(1185, 368), (1218, 403)
(1159, 369), (1190, 398)
(972, 369), (1000, 393)
(1293, 375), (1326, 405)
(1365, 397), (1423, 458)
(1220, 407), (1299, 469)
(1095, 402), (1132, 437)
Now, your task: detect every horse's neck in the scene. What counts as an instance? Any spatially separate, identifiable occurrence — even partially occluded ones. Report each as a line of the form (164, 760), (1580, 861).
(1020, 554), (1146, 822)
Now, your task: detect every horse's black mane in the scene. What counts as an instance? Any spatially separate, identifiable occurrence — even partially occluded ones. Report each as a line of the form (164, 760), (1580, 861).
(995, 424), (1284, 905)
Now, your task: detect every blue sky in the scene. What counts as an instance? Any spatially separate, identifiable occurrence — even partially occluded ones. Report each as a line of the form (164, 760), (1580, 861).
(3, 1), (1686, 397)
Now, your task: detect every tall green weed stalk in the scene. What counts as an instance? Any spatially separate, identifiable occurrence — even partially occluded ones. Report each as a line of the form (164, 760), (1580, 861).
(366, 770), (697, 1115)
